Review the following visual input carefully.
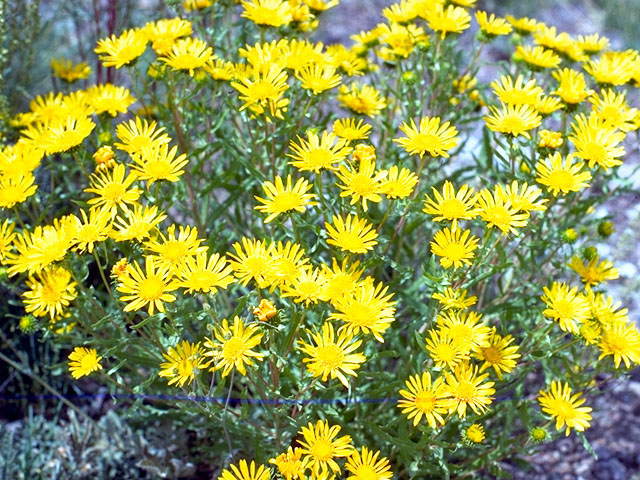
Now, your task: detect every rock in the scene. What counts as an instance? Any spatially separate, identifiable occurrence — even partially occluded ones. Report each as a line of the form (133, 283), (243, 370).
(592, 458), (627, 480)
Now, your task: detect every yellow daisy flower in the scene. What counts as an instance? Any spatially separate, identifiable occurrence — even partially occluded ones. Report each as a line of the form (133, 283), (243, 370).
(281, 266), (328, 306)
(232, 65), (290, 120)
(68, 346), (103, 379)
(513, 45), (561, 70)
(85, 84), (136, 117)
(552, 68), (593, 105)
(114, 116), (172, 157)
(337, 83), (387, 117)
(297, 420), (354, 476)
(484, 103), (541, 139)
(0, 173), (38, 208)
(475, 11), (512, 38)
(576, 33), (610, 55)
(430, 227), (479, 269)
(95, 28), (148, 69)
(241, 0), (293, 28)
(589, 89), (639, 133)
(535, 152), (592, 196)
(144, 18), (193, 55)
(296, 64), (342, 95)
(598, 321), (640, 369)
(325, 214), (378, 254)
(111, 205), (167, 242)
(569, 113), (625, 171)
(380, 166), (418, 199)
(333, 118), (372, 142)
(423, 181), (479, 229)
(70, 207), (113, 254)
(23, 266), (77, 319)
(144, 224), (206, 272)
(130, 143), (189, 185)
(0, 219), (16, 263)
(584, 51), (637, 86)
(476, 187), (529, 236)
(205, 316), (264, 377)
(444, 362), (495, 418)
(568, 255), (619, 287)
(6, 224), (74, 276)
(425, 5), (471, 39)
(158, 340), (206, 387)
(345, 447), (393, 480)
(219, 460), (271, 480)
(474, 328), (521, 380)
(425, 329), (469, 370)
(397, 371), (449, 428)
(464, 424), (485, 443)
(269, 447), (308, 480)
(297, 321), (366, 387)
(321, 258), (364, 307)
(538, 381), (592, 436)
(329, 280), (396, 342)
(227, 237), (275, 288)
(160, 37), (213, 75)
(394, 116), (459, 158)
(432, 287), (477, 311)
(437, 310), (491, 355)
(538, 129), (563, 149)
(541, 282), (591, 334)
(505, 15), (543, 35)
(491, 75), (543, 106)
(335, 156), (386, 211)
(255, 174), (318, 223)
(177, 250), (235, 294)
(117, 256), (177, 315)
(50, 58), (92, 83)
(41, 115), (95, 155)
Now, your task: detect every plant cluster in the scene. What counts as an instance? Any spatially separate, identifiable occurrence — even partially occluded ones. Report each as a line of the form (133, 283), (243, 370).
(1, 0), (640, 478)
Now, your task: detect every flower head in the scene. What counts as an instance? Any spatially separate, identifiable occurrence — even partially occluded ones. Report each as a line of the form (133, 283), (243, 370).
(204, 317), (264, 377)
(325, 214), (378, 254)
(288, 131), (352, 173)
(398, 371), (449, 428)
(444, 363), (495, 418)
(535, 152), (592, 196)
(116, 256), (177, 315)
(345, 447), (393, 480)
(538, 381), (592, 436)
(68, 347), (103, 379)
(95, 29), (147, 69)
(297, 420), (354, 475)
(394, 116), (459, 158)
(255, 175), (318, 223)
(430, 227), (479, 269)
(159, 340), (206, 387)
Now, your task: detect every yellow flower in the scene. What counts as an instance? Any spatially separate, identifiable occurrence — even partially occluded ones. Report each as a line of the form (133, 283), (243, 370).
(380, 166), (418, 199)
(23, 266), (77, 319)
(569, 113), (626, 171)
(398, 371), (449, 428)
(0, 219), (16, 263)
(93, 145), (116, 171)
(160, 37), (213, 75)
(425, 5), (471, 38)
(538, 381), (592, 436)
(111, 205), (167, 242)
(177, 250), (235, 294)
(394, 116), (459, 158)
(6, 224), (74, 276)
(474, 328), (521, 380)
(345, 447), (393, 480)
(255, 175), (318, 223)
(506, 15), (543, 35)
(568, 255), (619, 287)
(333, 118), (371, 142)
(535, 152), (592, 196)
(50, 58), (91, 83)
(432, 287), (477, 311)
(116, 256), (177, 315)
(111, 258), (128, 279)
(321, 258), (364, 308)
(437, 310), (491, 355)
(475, 11), (512, 37)
(430, 227), (479, 269)
(576, 33), (610, 55)
(144, 224), (206, 272)
(513, 45), (561, 70)
(335, 156), (386, 211)
(232, 65), (290, 120)
(281, 266), (327, 306)
(598, 321), (640, 369)
(552, 68), (593, 105)
(325, 214), (378, 254)
(269, 240), (309, 288)
(159, 340), (206, 387)
(484, 103), (541, 139)
(329, 280), (396, 342)
(536, 96), (563, 115)
(538, 130), (563, 149)
(95, 28), (148, 69)
(253, 299), (278, 322)
(423, 181), (479, 229)
(269, 447), (308, 480)
(491, 75), (543, 106)
(204, 317), (264, 377)
(0, 173), (38, 208)
(70, 208), (113, 254)
(85, 84), (136, 117)
(476, 187), (529, 236)
(296, 64), (342, 95)
(68, 347), (103, 379)
(183, 0), (213, 10)
(130, 143), (189, 185)
(589, 89), (639, 133)
(584, 51), (637, 86)
(337, 83), (387, 117)
(241, 0), (293, 28)
(297, 420), (354, 476)
(114, 116), (172, 157)
(444, 362), (495, 418)
(218, 460), (271, 480)
(541, 282), (591, 334)
(465, 424), (485, 443)
(41, 115), (95, 155)
(298, 321), (366, 387)
(425, 329), (469, 370)
(144, 18), (193, 55)
(227, 237), (275, 288)
(499, 181), (547, 214)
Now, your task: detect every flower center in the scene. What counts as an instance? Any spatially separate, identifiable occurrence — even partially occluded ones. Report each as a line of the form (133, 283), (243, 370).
(310, 439), (333, 461)
(316, 344), (345, 369)
(138, 276), (165, 301)
(439, 199), (466, 219)
(223, 337), (246, 360)
(554, 299), (575, 319)
(415, 391), (437, 412)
